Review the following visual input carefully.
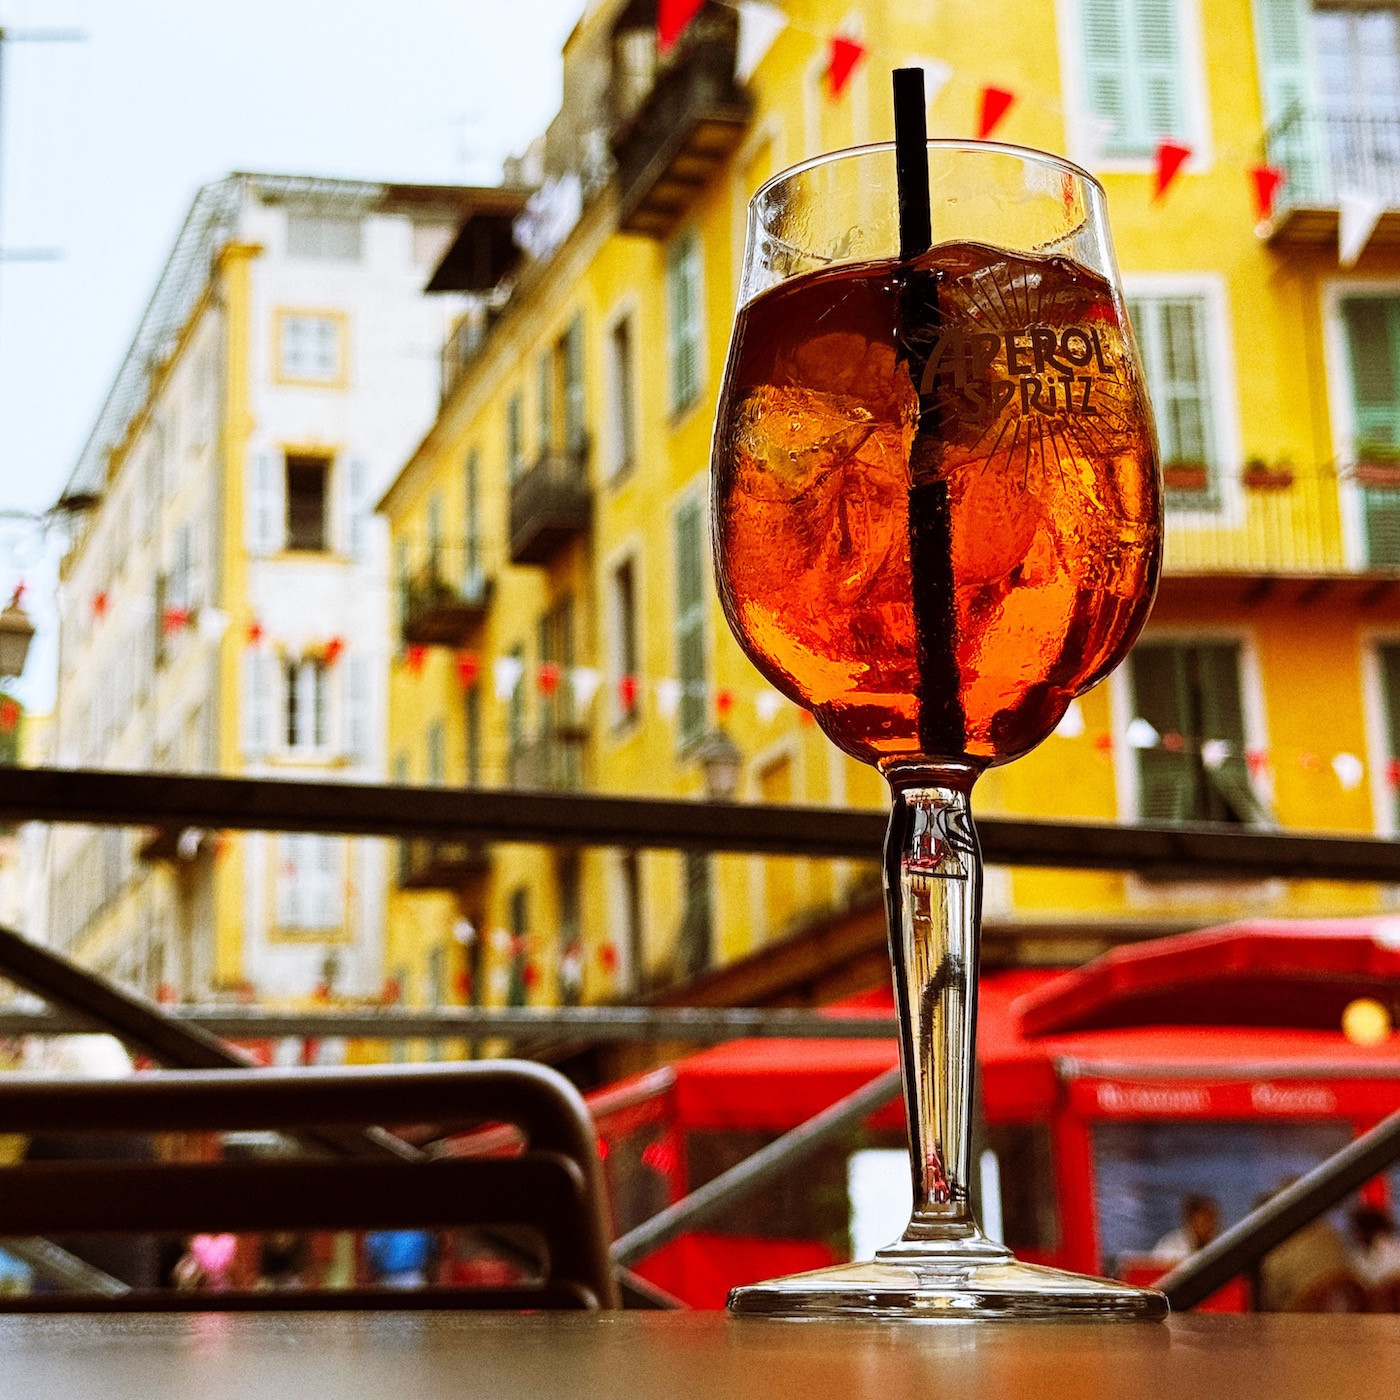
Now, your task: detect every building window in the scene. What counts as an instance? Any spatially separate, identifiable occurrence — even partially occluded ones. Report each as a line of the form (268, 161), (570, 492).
(286, 454), (330, 550)
(393, 752), (410, 884)
(558, 853), (583, 1007)
(609, 555), (640, 728)
(1128, 640), (1265, 824)
(426, 490), (443, 579)
(1341, 297), (1400, 567)
(508, 886), (529, 1008)
(537, 348), (556, 456)
(506, 642), (527, 761)
(426, 717), (445, 786)
(464, 448), (483, 596)
(286, 212), (362, 261)
(465, 683), (482, 786)
(1079, 0), (1188, 158)
(1376, 643), (1400, 828)
(667, 229), (703, 414)
(607, 313), (637, 480)
(675, 498), (707, 747)
(275, 833), (343, 931)
(539, 593), (580, 788)
(562, 313), (586, 458)
(284, 657), (328, 751)
(1126, 294), (1218, 500)
(278, 312), (343, 382)
(506, 391), (525, 483)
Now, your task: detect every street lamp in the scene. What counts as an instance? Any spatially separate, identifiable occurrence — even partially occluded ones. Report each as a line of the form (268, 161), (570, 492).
(694, 727), (743, 802)
(0, 588), (34, 680)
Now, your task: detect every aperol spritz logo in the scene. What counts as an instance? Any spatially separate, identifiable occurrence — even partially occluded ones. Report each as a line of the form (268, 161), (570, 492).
(915, 324), (1116, 423)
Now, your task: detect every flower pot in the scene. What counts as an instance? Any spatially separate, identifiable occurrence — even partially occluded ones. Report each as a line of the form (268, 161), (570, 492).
(1354, 461), (1400, 490)
(1242, 465), (1293, 491)
(1163, 463), (1209, 492)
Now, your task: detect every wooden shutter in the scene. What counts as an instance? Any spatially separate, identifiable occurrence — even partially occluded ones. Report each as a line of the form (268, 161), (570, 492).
(537, 350), (555, 455)
(346, 654), (370, 765)
(465, 683), (482, 785)
(311, 835), (343, 930)
(1343, 299), (1400, 567)
(675, 498), (707, 745)
(241, 651), (273, 760)
(507, 393), (524, 482)
(1130, 643), (1199, 821)
(427, 717), (445, 786)
(563, 314), (586, 457)
(1378, 644), (1400, 829)
(1130, 295), (1216, 492)
(247, 450), (284, 555)
(1082, 0), (1183, 155)
(464, 449), (482, 594)
(1195, 642), (1267, 824)
(669, 232), (702, 413)
(1252, 0), (1327, 200)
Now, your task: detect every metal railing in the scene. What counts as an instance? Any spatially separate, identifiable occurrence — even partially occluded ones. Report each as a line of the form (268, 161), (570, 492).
(396, 540), (491, 648)
(1266, 106), (1400, 214)
(508, 444), (592, 565)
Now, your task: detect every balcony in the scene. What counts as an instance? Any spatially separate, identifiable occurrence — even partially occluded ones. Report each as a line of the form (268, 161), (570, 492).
(507, 727), (587, 792)
(440, 312), (488, 406)
(397, 837), (490, 891)
(402, 563), (492, 648)
(611, 6), (751, 238)
(1264, 107), (1400, 248)
(508, 446), (592, 566)
(1161, 462), (1400, 605)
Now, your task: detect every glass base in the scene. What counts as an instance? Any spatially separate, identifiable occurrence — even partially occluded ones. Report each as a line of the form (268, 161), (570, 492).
(727, 1254), (1169, 1321)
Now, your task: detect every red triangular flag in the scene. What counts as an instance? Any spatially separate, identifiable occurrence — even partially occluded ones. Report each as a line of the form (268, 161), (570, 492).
(1154, 140), (1192, 200)
(405, 644), (427, 676)
(657, 0), (705, 55)
(323, 636), (345, 667)
(247, 619), (264, 645)
(826, 35), (866, 99)
(456, 651), (480, 688)
(978, 86), (1015, 140)
(715, 687), (735, 718)
(1249, 164), (1285, 222)
(91, 591), (108, 621)
(618, 673), (639, 711)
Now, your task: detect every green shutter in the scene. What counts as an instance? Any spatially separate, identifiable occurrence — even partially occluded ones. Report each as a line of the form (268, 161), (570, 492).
(1194, 643), (1267, 824)
(1082, 0), (1183, 156)
(465, 684), (481, 786)
(507, 392), (524, 482)
(669, 232), (702, 413)
(537, 350), (554, 455)
(426, 492), (442, 579)
(1343, 299), (1400, 568)
(1378, 644), (1400, 828)
(1130, 295), (1217, 497)
(464, 448), (481, 592)
(675, 498), (707, 745)
(1252, 0), (1326, 200)
(1131, 643), (1199, 821)
(563, 314), (586, 457)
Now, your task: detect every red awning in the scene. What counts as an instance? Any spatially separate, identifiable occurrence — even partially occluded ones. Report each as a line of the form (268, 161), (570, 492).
(1015, 917), (1400, 1036)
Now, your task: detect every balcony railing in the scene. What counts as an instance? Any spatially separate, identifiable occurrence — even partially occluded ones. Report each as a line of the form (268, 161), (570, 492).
(397, 837), (491, 891)
(1161, 463), (1400, 588)
(507, 728), (587, 792)
(1264, 106), (1400, 244)
(401, 562), (492, 648)
(611, 7), (751, 238)
(508, 445), (592, 566)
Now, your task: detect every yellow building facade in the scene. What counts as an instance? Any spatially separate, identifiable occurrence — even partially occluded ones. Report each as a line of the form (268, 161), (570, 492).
(381, 0), (1400, 1019)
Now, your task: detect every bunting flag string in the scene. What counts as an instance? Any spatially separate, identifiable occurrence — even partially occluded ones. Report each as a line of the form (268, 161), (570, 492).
(1154, 140), (1193, 200)
(825, 34), (866, 99)
(978, 86), (1015, 140)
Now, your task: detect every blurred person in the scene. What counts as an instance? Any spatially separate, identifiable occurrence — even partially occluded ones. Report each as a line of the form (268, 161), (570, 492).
(23, 1035), (160, 1291)
(1348, 1205), (1400, 1298)
(1256, 1181), (1364, 1312)
(366, 1229), (434, 1288)
(1151, 1193), (1222, 1265)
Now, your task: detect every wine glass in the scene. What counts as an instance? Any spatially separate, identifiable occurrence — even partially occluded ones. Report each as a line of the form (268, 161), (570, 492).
(711, 139), (1164, 1319)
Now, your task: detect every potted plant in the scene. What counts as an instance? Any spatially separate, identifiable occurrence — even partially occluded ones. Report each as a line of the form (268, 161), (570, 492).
(1354, 442), (1400, 489)
(1162, 458), (1210, 492)
(1242, 455), (1294, 490)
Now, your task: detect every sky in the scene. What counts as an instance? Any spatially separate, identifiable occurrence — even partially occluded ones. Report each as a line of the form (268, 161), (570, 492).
(0, 0), (586, 707)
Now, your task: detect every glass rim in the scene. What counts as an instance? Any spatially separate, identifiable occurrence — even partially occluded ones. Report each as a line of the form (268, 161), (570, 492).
(750, 137), (1106, 211)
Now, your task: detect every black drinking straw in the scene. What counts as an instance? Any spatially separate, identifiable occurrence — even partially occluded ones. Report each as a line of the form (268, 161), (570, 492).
(892, 68), (965, 757)
(894, 68), (932, 260)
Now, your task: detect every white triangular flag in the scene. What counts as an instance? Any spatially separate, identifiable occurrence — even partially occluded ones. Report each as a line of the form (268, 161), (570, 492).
(756, 689), (784, 723)
(905, 55), (952, 107)
(1054, 700), (1085, 739)
(493, 655), (523, 701)
(570, 665), (602, 708)
(1332, 751), (1365, 791)
(736, 1), (787, 82)
(1339, 192), (1384, 269)
(1201, 739), (1232, 772)
(656, 678), (682, 720)
(1126, 717), (1160, 750)
(1080, 113), (1118, 162)
(197, 607), (229, 642)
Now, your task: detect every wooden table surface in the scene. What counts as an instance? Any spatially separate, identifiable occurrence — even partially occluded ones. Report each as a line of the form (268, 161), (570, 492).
(2, 1311), (1398, 1400)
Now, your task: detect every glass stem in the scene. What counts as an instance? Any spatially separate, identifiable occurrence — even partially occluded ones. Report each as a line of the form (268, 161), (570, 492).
(877, 762), (1004, 1260)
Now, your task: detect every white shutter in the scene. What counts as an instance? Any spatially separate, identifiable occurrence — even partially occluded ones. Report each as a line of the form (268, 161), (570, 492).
(312, 835), (343, 930)
(242, 651), (273, 760)
(275, 834), (302, 928)
(247, 451), (284, 555)
(346, 456), (370, 560)
(346, 655), (371, 764)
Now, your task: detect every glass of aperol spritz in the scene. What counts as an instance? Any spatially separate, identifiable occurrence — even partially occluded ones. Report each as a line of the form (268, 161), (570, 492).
(711, 136), (1164, 1319)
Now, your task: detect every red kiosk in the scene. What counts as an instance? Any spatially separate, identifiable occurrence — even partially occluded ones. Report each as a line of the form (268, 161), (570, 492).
(592, 918), (1400, 1308)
